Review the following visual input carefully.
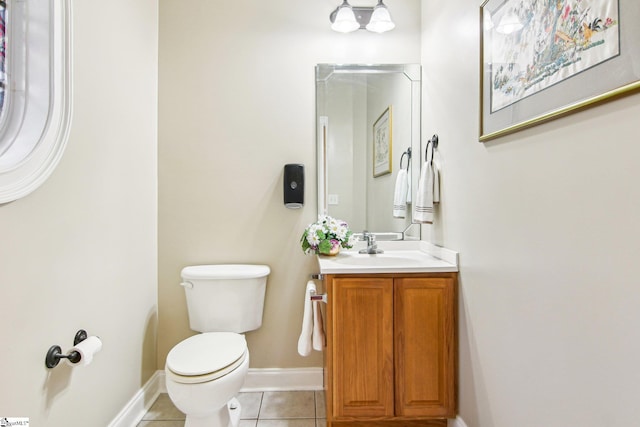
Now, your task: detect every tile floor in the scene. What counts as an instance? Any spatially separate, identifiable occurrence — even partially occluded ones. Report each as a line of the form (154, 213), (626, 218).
(138, 391), (326, 427)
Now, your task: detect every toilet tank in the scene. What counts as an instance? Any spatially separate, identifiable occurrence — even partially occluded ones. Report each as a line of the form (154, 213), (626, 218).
(180, 264), (270, 333)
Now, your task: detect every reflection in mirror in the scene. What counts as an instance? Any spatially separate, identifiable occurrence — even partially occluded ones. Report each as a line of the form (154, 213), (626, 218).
(316, 64), (421, 240)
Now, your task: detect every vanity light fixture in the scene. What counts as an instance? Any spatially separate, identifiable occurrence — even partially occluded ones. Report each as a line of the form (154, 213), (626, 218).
(366, 0), (395, 33)
(331, 0), (360, 33)
(495, 10), (523, 34)
(330, 0), (395, 34)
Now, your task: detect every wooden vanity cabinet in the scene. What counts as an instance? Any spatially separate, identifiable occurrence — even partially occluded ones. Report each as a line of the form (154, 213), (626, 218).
(324, 273), (457, 427)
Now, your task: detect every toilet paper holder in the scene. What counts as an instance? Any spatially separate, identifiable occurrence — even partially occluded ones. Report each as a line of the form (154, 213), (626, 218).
(45, 329), (88, 368)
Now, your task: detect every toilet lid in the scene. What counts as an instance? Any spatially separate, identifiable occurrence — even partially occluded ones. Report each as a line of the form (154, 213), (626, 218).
(166, 332), (247, 376)
(181, 264), (270, 280)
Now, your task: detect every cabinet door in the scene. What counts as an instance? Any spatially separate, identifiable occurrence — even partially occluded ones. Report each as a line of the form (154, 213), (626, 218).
(394, 276), (457, 417)
(331, 277), (394, 418)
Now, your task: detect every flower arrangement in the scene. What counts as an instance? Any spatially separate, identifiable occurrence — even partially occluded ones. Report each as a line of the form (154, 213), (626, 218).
(301, 216), (356, 255)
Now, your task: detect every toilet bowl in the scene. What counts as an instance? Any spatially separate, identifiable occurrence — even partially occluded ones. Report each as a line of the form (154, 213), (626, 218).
(165, 333), (249, 427)
(165, 264), (270, 427)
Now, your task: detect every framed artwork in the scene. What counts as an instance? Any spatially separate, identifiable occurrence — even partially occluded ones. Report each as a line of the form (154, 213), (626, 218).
(373, 106), (392, 177)
(480, 0), (640, 141)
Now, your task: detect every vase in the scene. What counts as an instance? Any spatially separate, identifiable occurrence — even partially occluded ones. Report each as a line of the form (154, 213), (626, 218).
(318, 247), (340, 256)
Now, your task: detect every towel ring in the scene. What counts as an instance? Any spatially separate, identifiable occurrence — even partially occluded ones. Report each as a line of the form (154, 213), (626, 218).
(400, 147), (411, 170)
(431, 134), (439, 149)
(425, 134), (439, 165)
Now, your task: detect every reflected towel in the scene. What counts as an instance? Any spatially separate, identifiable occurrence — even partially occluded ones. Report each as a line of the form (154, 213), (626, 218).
(414, 161), (434, 223)
(312, 299), (325, 351)
(297, 281), (316, 356)
(393, 168), (409, 218)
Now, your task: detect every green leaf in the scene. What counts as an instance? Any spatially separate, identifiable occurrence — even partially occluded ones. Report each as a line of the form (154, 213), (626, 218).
(343, 231), (353, 248)
(318, 239), (332, 255)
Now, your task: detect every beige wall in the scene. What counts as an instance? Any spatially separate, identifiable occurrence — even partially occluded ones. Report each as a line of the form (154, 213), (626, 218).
(0, 1), (158, 425)
(158, 0), (422, 368)
(421, 1), (640, 426)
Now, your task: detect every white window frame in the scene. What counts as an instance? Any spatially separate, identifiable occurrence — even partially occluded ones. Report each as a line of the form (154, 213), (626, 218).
(0, 0), (72, 204)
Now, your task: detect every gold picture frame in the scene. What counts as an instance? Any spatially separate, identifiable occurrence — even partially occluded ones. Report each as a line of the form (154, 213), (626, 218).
(480, 0), (640, 142)
(373, 106), (392, 177)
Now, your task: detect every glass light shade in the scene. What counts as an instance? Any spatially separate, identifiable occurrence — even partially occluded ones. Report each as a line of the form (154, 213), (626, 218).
(495, 11), (523, 34)
(366, 1), (395, 33)
(483, 11), (494, 31)
(331, 3), (360, 33)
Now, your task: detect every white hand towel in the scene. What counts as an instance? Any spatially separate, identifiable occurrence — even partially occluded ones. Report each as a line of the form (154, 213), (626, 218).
(413, 161), (434, 223)
(432, 157), (441, 204)
(406, 168), (412, 204)
(393, 168), (409, 218)
(312, 300), (325, 351)
(297, 281), (316, 357)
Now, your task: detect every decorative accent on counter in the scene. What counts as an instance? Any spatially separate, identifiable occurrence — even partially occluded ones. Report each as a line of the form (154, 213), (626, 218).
(301, 216), (357, 256)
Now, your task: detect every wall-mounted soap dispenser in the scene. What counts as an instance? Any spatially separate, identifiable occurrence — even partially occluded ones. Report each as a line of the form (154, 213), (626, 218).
(284, 164), (304, 209)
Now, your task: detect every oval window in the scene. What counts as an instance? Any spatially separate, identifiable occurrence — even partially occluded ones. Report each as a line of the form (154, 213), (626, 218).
(0, 0), (72, 204)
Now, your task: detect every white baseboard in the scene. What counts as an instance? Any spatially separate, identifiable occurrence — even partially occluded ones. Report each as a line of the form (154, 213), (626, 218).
(110, 368), (465, 426)
(242, 367), (324, 391)
(111, 368), (465, 427)
(449, 416), (470, 427)
(109, 368), (323, 426)
(107, 370), (163, 427)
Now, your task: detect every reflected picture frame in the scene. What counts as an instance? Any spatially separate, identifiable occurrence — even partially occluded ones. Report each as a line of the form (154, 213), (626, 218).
(480, 0), (640, 142)
(373, 106), (392, 177)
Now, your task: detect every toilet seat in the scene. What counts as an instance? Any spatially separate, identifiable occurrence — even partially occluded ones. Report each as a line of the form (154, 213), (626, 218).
(166, 332), (247, 384)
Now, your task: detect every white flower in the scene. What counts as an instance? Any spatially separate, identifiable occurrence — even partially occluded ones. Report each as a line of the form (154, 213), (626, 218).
(335, 224), (348, 240)
(306, 224), (323, 246)
(327, 220), (341, 236)
(306, 232), (320, 246)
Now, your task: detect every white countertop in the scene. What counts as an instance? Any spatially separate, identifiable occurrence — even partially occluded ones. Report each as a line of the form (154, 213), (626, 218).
(316, 241), (459, 274)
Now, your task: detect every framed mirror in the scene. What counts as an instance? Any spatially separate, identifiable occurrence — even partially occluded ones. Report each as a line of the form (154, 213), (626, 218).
(316, 64), (421, 239)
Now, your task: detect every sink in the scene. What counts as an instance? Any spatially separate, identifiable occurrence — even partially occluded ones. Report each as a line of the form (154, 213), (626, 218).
(334, 252), (425, 267)
(316, 242), (458, 274)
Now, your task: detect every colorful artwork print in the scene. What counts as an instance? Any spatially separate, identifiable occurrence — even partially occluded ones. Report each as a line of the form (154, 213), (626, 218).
(489, 0), (619, 112)
(374, 124), (389, 167)
(0, 1), (6, 111)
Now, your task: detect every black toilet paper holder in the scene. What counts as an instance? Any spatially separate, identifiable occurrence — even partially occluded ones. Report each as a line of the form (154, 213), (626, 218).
(45, 329), (88, 369)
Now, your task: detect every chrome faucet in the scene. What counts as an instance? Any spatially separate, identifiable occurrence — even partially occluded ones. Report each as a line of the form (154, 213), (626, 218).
(359, 231), (384, 254)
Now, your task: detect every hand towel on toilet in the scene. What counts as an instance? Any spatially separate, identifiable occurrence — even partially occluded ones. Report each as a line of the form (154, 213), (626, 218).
(297, 280), (316, 356)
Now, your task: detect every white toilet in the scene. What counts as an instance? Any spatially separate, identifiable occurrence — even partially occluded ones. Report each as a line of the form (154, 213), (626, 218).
(165, 264), (270, 427)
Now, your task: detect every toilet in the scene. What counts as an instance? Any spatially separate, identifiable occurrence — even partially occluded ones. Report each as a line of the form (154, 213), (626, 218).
(165, 264), (270, 427)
